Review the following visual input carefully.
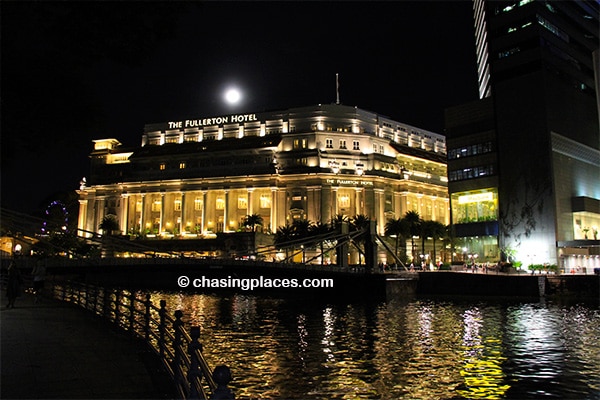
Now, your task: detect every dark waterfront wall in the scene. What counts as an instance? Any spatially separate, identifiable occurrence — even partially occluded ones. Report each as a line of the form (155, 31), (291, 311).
(59, 262), (390, 301)
(416, 272), (546, 297)
(18, 257), (598, 300)
(414, 272), (599, 299)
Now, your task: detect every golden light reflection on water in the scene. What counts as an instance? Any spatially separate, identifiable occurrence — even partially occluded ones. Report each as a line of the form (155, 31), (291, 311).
(143, 292), (599, 399)
(456, 308), (509, 399)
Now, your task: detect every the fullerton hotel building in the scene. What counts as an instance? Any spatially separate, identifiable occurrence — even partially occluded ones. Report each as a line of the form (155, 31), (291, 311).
(77, 104), (449, 246)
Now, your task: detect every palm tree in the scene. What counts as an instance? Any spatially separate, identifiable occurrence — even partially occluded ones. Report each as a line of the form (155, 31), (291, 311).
(309, 221), (332, 265)
(330, 214), (349, 232)
(428, 221), (447, 265)
(292, 219), (313, 262)
(274, 224), (294, 261)
(403, 211), (421, 264)
(99, 214), (120, 236)
(350, 214), (371, 266)
(291, 219), (312, 238)
(242, 214), (263, 232)
(385, 217), (408, 260)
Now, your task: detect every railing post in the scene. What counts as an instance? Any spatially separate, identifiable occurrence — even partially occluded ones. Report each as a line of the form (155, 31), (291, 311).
(144, 294), (152, 342)
(210, 365), (234, 400)
(102, 288), (110, 321)
(115, 290), (121, 328)
(93, 284), (99, 315)
(129, 291), (135, 335)
(159, 300), (167, 358)
(173, 310), (186, 396)
(77, 282), (83, 306)
(187, 326), (202, 400)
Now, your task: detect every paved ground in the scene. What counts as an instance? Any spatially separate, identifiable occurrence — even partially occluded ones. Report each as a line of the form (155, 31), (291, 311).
(1, 292), (176, 399)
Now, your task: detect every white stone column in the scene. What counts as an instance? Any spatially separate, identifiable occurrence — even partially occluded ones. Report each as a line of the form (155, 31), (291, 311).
(140, 194), (146, 234)
(160, 193), (165, 234)
(375, 188), (385, 234)
(332, 187), (339, 217)
(223, 190), (229, 232)
(270, 188), (277, 232)
(355, 188), (362, 216)
(201, 191), (207, 234)
(120, 194), (129, 235)
(77, 199), (88, 237)
(247, 189), (254, 216)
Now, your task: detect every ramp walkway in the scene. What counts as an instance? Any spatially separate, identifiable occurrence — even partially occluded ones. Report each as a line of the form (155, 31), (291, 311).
(0, 292), (175, 399)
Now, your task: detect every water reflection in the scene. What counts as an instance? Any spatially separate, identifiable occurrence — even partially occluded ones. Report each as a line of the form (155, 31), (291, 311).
(150, 292), (600, 399)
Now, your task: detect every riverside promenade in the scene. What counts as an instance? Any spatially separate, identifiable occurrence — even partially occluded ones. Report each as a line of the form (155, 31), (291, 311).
(1, 292), (175, 399)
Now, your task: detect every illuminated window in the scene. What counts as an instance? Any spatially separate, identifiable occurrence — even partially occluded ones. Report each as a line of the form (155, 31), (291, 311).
(216, 197), (225, 210)
(353, 140), (360, 150)
(451, 189), (498, 224)
(338, 194), (350, 208)
(179, 162), (186, 169)
(260, 194), (271, 208)
(152, 200), (161, 212)
(174, 199), (182, 211)
(159, 163), (166, 170)
(326, 139), (333, 149)
(194, 198), (203, 210)
(238, 196), (248, 209)
(293, 138), (307, 149)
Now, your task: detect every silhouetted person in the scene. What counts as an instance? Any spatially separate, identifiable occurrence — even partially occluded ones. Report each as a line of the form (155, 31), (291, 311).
(6, 261), (23, 309)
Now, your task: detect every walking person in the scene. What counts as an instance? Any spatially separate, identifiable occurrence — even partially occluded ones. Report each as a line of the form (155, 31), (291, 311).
(5, 261), (23, 309)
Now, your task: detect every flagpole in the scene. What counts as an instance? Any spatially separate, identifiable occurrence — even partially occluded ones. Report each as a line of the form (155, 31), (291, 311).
(336, 73), (340, 105)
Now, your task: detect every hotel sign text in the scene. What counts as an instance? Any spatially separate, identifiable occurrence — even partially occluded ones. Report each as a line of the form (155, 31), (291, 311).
(327, 179), (373, 186)
(167, 113), (258, 129)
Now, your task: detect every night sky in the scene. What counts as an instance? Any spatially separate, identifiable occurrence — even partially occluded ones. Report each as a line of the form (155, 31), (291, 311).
(1, 1), (479, 215)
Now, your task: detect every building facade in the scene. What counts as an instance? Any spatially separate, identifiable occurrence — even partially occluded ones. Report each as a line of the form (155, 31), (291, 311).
(78, 104), (449, 262)
(446, 0), (599, 271)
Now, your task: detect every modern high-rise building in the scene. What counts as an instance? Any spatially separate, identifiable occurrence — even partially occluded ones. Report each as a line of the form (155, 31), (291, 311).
(446, 0), (599, 272)
(78, 104), (450, 263)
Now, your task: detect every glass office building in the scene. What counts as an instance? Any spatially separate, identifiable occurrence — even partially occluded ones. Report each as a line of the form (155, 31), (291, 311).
(446, 0), (599, 271)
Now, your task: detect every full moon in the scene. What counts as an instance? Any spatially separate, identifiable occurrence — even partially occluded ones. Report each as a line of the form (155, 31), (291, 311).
(224, 88), (241, 104)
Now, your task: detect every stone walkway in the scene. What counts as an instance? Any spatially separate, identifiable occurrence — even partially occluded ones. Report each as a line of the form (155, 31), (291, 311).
(1, 292), (175, 399)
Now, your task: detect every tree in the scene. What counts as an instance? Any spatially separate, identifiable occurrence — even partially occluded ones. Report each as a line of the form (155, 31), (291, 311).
(99, 214), (120, 236)
(309, 221), (332, 265)
(292, 219), (313, 263)
(350, 214), (371, 266)
(330, 214), (349, 231)
(274, 225), (294, 261)
(242, 214), (263, 232)
(291, 219), (313, 239)
(421, 220), (446, 265)
(385, 217), (408, 260)
(403, 211), (422, 264)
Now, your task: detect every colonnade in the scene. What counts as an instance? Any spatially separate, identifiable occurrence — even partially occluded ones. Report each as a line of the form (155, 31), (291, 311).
(78, 181), (449, 238)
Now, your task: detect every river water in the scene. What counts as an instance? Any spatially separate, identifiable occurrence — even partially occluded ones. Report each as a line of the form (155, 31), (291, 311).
(150, 292), (600, 399)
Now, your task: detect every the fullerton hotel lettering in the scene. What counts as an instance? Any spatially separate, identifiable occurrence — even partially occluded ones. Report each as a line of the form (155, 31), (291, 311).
(167, 113), (258, 129)
(327, 179), (374, 186)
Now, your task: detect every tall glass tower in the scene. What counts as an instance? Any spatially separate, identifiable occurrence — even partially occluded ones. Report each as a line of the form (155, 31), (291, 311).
(446, 0), (599, 272)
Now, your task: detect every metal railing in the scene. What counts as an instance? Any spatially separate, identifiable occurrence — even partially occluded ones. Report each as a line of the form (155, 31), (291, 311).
(50, 280), (231, 399)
